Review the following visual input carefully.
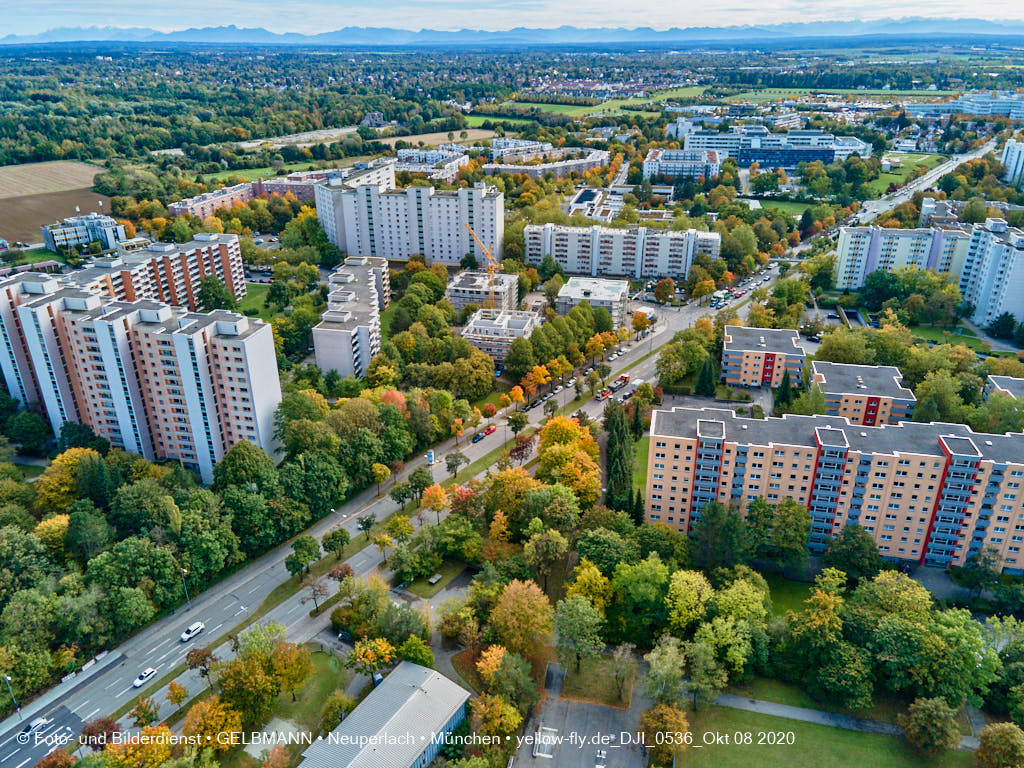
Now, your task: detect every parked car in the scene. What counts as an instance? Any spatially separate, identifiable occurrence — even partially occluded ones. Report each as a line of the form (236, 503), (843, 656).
(133, 668), (157, 688)
(471, 432), (485, 444)
(553, 385), (563, 394)
(180, 621), (205, 642)
(484, 425), (497, 435)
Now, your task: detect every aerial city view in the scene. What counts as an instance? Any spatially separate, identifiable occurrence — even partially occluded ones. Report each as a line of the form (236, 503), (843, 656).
(10, 3), (1024, 768)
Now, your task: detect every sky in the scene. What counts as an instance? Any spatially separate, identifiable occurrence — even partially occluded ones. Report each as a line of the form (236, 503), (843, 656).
(6, 0), (1024, 36)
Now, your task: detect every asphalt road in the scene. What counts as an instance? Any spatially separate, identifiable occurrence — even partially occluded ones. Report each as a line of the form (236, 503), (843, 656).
(0, 708), (81, 768)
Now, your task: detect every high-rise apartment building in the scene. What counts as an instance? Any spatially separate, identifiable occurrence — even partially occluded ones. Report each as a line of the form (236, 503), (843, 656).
(1002, 139), (1024, 189)
(834, 225), (971, 290)
(312, 257), (389, 380)
(524, 224), (720, 280)
(645, 406), (1024, 572)
(811, 361), (916, 425)
(721, 326), (805, 388)
(314, 163), (503, 264)
(959, 218), (1024, 327)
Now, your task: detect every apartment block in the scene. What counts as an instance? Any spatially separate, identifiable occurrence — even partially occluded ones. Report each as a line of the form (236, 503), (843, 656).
(41, 212), (127, 252)
(721, 325), (805, 388)
(488, 138), (554, 160)
(0, 275), (279, 483)
(314, 163), (503, 264)
(394, 148), (470, 184)
(959, 218), (1024, 328)
(445, 270), (519, 314)
(834, 224), (971, 289)
(313, 257), (384, 380)
(554, 277), (630, 329)
(811, 361), (916, 425)
(1002, 139), (1024, 189)
(682, 125), (870, 167)
(642, 149), (722, 180)
(167, 183), (255, 219)
(986, 375), (1024, 400)
(460, 309), (542, 363)
(482, 148), (610, 180)
(906, 90), (1024, 120)
(646, 406), (1024, 571)
(524, 223), (720, 280)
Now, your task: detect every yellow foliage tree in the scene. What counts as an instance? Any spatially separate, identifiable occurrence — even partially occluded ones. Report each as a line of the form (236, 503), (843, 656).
(34, 515), (69, 558)
(103, 725), (173, 768)
(271, 642), (314, 701)
(182, 696), (243, 753)
(489, 510), (511, 542)
(475, 644), (506, 686)
(34, 447), (99, 515)
(566, 559), (612, 614)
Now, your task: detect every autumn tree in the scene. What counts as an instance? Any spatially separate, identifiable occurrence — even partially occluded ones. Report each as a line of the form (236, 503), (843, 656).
(182, 695), (243, 752)
(421, 483), (449, 525)
(471, 693), (523, 738)
(129, 696), (159, 727)
(103, 725), (173, 768)
(80, 718), (121, 752)
(978, 722), (1024, 768)
(186, 646), (218, 688)
(345, 637), (395, 676)
(898, 697), (960, 758)
(371, 462), (391, 495)
(490, 579), (554, 660)
(272, 641), (314, 700)
(554, 595), (604, 673)
(638, 704), (689, 767)
(166, 681), (187, 707)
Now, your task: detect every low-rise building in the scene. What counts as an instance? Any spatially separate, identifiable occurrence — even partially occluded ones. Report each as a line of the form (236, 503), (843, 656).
(461, 308), (542, 363)
(41, 212), (126, 252)
(645, 405), (1024, 571)
(811, 361), (916, 425)
(167, 182), (255, 219)
(445, 270), (519, 313)
(721, 325), (805, 388)
(986, 375), (1024, 400)
(489, 138), (555, 160)
(394, 148), (470, 183)
(312, 257), (386, 379)
(299, 662), (470, 768)
(555, 276), (630, 329)
(482, 149), (610, 180)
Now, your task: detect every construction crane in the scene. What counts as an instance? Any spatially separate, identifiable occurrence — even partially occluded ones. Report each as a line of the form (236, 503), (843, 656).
(463, 223), (501, 310)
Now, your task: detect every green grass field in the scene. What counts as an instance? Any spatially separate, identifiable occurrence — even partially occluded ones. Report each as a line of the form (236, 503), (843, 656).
(863, 154), (945, 198)
(205, 156), (370, 181)
(238, 283), (276, 320)
(562, 656), (630, 707)
(405, 559), (465, 598)
(759, 200), (813, 219)
(764, 573), (814, 615)
(683, 704), (973, 768)
(633, 435), (650, 491)
(464, 114), (536, 128)
(6, 247), (65, 266)
(504, 86), (707, 119)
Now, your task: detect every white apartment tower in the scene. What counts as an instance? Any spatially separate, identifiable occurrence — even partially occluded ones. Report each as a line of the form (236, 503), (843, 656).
(313, 257), (387, 380)
(834, 225), (971, 290)
(959, 218), (1024, 327)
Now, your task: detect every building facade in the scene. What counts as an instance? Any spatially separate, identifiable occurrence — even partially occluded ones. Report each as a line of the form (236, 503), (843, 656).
(642, 149), (722, 180)
(645, 406), (1024, 572)
(461, 309), (542, 363)
(959, 218), (1024, 327)
(444, 270), (519, 313)
(482, 148), (610, 180)
(314, 163), (503, 264)
(906, 91), (1024, 120)
(312, 257), (388, 380)
(555, 277), (630, 329)
(41, 212), (127, 252)
(0, 274), (278, 483)
(834, 224), (971, 289)
(524, 223), (720, 280)
(1002, 139), (1024, 189)
(812, 361), (916, 425)
(721, 325), (805, 388)
(682, 125), (870, 167)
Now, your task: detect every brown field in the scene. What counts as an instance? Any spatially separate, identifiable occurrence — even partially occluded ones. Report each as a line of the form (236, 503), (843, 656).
(0, 160), (102, 200)
(0, 189), (112, 244)
(378, 129), (497, 147)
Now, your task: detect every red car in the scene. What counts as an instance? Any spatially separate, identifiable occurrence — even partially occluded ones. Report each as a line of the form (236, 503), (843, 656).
(484, 425), (497, 436)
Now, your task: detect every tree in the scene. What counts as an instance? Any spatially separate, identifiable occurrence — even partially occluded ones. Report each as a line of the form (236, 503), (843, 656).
(166, 681), (187, 707)
(318, 691), (356, 735)
(694, 356), (716, 397)
(371, 463), (391, 495)
(824, 525), (883, 584)
(182, 695), (243, 752)
(301, 577), (330, 612)
(643, 634), (688, 706)
(960, 547), (1001, 598)
(611, 643), (638, 702)
(978, 722), (1024, 768)
(35, 750), (73, 768)
(523, 529), (568, 592)
(7, 412), (49, 454)
(357, 514), (376, 538)
(554, 595), (604, 673)
(565, 558), (612, 614)
(409, 466), (433, 499)
(285, 535), (320, 576)
(746, 497), (810, 567)
(217, 653), (281, 725)
(471, 693), (523, 738)
(345, 637), (395, 676)
(686, 639), (728, 710)
(690, 503), (750, 570)
(272, 641), (314, 700)
(666, 570), (713, 634)
(774, 369), (794, 407)
(102, 725), (173, 768)
(989, 312), (1019, 340)
(490, 579), (554, 660)
(196, 276), (237, 311)
(322, 527), (351, 559)
(397, 635), (435, 668)
(389, 481), (415, 510)
(421, 483), (449, 525)
(654, 278), (676, 304)
(446, 450), (469, 478)
(129, 696), (159, 727)
(186, 646), (218, 688)
(637, 704), (689, 767)
(898, 697), (960, 757)
(504, 337), (536, 383)
(80, 718), (120, 752)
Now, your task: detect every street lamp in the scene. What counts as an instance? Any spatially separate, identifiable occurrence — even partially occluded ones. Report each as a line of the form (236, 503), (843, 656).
(180, 568), (192, 609)
(3, 675), (19, 719)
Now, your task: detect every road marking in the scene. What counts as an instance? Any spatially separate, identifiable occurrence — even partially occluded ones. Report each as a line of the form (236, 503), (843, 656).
(233, 607), (245, 617)
(84, 708), (100, 721)
(14, 757), (31, 768)
(151, 637), (172, 652)
(104, 678), (123, 690)
(116, 687), (133, 698)
(210, 623), (223, 633)
(155, 648), (176, 663)
(247, 584), (262, 595)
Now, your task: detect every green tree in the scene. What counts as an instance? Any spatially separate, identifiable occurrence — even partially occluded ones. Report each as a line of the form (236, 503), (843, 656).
(690, 503), (751, 571)
(643, 634), (688, 706)
(397, 635), (435, 668)
(285, 535), (320, 577)
(524, 529), (569, 592)
(322, 527), (351, 559)
(554, 595), (604, 674)
(823, 525), (882, 584)
(686, 639), (728, 710)
(694, 356), (716, 396)
(978, 722), (1024, 768)
(196, 276), (237, 311)
(898, 697), (961, 758)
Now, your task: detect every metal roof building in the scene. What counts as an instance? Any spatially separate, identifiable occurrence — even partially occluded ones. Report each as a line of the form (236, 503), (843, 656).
(299, 662), (471, 768)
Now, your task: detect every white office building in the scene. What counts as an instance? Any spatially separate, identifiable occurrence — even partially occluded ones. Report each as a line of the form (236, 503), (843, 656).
(555, 277), (630, 329)
(524, 223), (720, 280)
(461, 309), (542, 363)
(313, 257), (388, 380)
(834, 225), (971, 289)
(41, 212), (126, 252)
(445, 270), (519, 313)
(905, 91), (1024, 120)
(959, 218), (1024, 327)
(682, 126), (870, 167)
(1002, 139), (1024, 188)
(642, 149), (722, 180)
(315, 163), (503, 264)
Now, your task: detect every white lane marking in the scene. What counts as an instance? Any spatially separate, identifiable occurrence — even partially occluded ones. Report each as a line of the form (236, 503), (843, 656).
(233, 607), (245, 617)
(116, 687), (133, 698)
(155, 648), (176, 663)
(14, 757), (32, 768)
(247, 584), (262, 595)
(84, 708), (100, 721)
(210, 623), (223, 633)
(151, 637), (172, 652)
(104, 678), (124, 690)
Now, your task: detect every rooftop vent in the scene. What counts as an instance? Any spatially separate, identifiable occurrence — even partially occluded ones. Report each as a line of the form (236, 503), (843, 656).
(860, 432), (867, 437)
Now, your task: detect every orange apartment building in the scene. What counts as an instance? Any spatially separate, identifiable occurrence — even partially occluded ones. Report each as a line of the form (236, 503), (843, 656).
(646, 406), (1024, 572)
(721, 325), (805, 388)
(811, 361), (916, 425)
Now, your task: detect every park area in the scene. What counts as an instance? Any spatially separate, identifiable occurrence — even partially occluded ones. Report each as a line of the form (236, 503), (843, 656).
(502, 85), (707, 119)
(863, 153), (946, 198)
(0, 160), (108, 244)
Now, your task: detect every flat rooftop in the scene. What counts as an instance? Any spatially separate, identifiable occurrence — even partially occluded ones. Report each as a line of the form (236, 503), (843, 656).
(722, 325), (804, 356)
(989, 375), (1024, 400)
(812, 361), (915, 400)
(650, 406), (1024, 465)
(447, 270), (518, 293)
(463, 308), (540, 335)
(557, 276), (629, 302)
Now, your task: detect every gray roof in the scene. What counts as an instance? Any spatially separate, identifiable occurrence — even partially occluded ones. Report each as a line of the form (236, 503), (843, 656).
(650, 406), (1024, 465)
(299, 662), (470, 768)
(557, 276), (629, 303)
(722, 325), (804, 356)
(989, 375), (1024, 400)
(812, 361), (915, 400)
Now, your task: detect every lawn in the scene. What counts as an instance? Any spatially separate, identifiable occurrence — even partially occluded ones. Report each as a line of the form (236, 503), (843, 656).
(238, 283), (276, 320)
(763, 572), (813, 615)
(405, 559), (466, 598)
(561, 655), (630, 708)
(909, 324), (1017, 356)
(273, 647), (350, 731)
(633, 436), (650, 492)
(759, 200), (813, 219)
(472, 385), (510, 414)
(6, 247), (65, 265)
(465, 114), (536, 128)
(505, 86), (706, 119)
(379, 304), (396, 341)
(862, 154), (946, 198)
(451, 647), (483, 693)
(205, 156), (370, 181)
(683, 703), (973, 768)
(16, 464), (45, 480)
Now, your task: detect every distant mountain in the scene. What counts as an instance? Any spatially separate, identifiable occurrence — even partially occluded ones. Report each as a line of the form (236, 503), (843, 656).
(5, 19), (1024, 46)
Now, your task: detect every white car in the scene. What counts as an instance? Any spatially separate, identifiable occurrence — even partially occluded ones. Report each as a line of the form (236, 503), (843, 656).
(180, 621), (206, 642)
(553, 385), (563, 394)
(133, 667), (157, 688)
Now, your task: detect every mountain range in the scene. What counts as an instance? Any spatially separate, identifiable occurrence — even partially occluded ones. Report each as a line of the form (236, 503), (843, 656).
(4, 19), (1024, 46)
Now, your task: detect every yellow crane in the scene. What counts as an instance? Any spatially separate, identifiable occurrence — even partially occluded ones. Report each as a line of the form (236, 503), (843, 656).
(463, 223), (501, 310)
